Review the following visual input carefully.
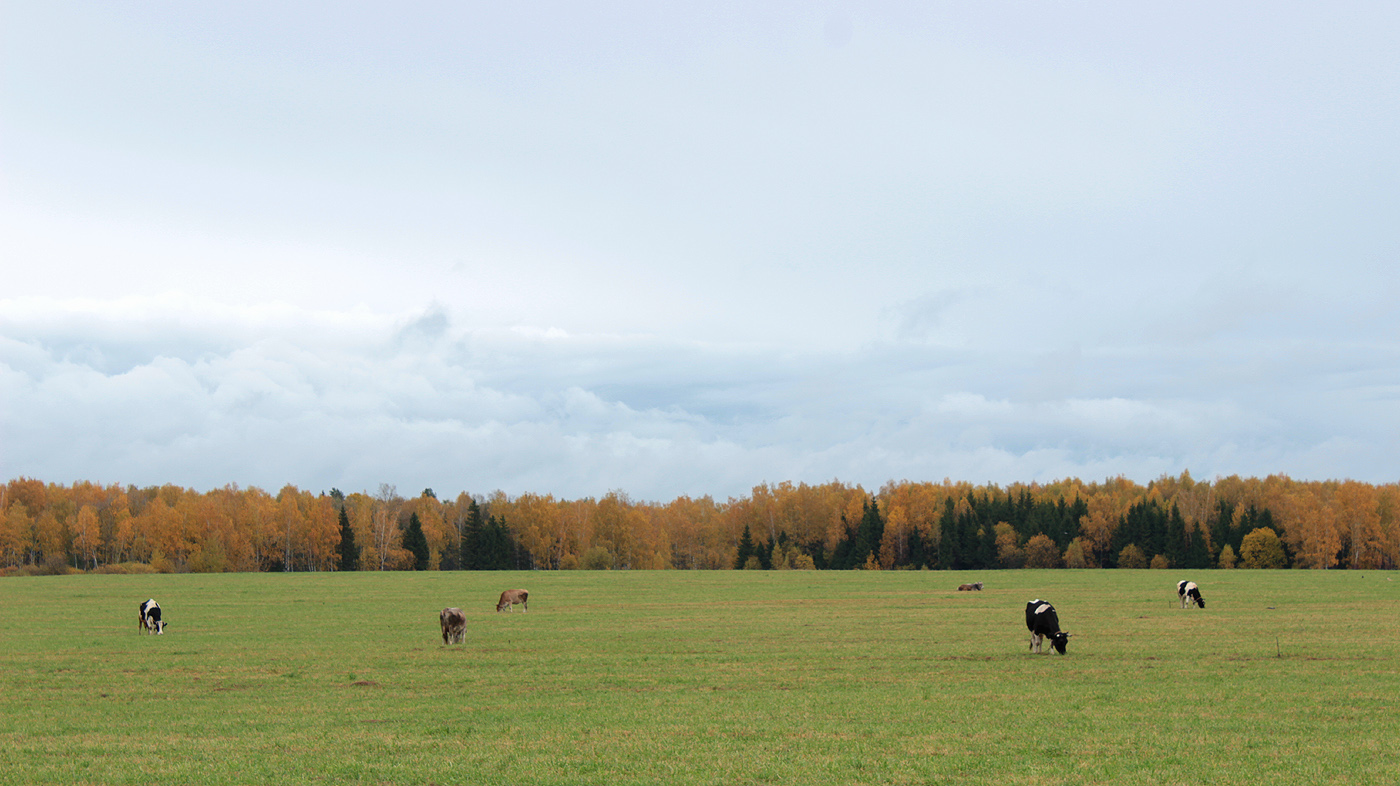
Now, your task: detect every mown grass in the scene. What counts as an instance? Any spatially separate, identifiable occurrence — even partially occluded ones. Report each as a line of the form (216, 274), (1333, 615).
(1, 569), (1396, 785)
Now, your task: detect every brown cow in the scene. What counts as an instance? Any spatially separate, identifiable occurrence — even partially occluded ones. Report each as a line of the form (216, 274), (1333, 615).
(496, 589), (529, 612)
(440, 607), (466, 645)
(957, 582), (984, 592)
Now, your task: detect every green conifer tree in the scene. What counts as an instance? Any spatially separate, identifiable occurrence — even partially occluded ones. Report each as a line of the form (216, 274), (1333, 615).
(734, 525), (755, 569)
(849, 498), (884, 568)
(336, 505), (359, 572)
(460, 500), (483, 570)
(403, 512), (430, 570)
(483, 515), (515, 569)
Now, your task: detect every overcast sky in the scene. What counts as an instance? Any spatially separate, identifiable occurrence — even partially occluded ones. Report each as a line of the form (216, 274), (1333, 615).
(3, 1), (1398, 501)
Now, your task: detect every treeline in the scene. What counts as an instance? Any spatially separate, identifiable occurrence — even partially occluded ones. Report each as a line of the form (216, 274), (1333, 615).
(1, 473), (1397, 575)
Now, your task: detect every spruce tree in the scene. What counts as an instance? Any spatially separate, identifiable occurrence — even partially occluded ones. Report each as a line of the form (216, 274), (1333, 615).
(936, 497), (958, 570)
(1184, 518), (1212, 569)
(906, 525), (929, 569)
(756, 537), (774, 570)
(977, 519), (997, 569)
(483, 515), (514, 569)
(734, 525), (755, 569)
(460, 499), (483, 570)
(336, 505), (358, 572)
(828, 514), (853, 569)
(403, 512), (430, 570)
(1210, 500), (1235, 563)
(1165, 505), (1187, 568)
(851, 498), (884, 568)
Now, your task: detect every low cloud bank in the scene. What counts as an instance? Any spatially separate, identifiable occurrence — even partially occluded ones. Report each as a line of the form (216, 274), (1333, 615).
(2, 298), (1395, 499)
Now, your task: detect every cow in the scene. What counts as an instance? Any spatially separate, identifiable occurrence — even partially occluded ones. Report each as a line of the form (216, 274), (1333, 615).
(957, 582), (984, 591)
(137, 599), (166, 635)
(1025, 599), (1071, 654)
(496, 589), (529, 612)
(439, 607), (467, 645)
(1177, 580), (1205, 609)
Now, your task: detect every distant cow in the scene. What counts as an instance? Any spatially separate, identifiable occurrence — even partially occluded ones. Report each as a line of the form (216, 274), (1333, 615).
(1025, 599), (1071, 654)
(496, 589), (529, 612)
(958, 582), (984, 592)
(137, 599), (166, 635)
(1177, 580), (1205, 609)
(439, 607), (467, 645)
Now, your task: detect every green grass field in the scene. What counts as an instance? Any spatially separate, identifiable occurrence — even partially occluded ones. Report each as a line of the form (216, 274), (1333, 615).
(2, 569), (1397, 785)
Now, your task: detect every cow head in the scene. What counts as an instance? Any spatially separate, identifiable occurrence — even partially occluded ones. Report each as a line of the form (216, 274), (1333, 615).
(153, 620), (166, 634)
(1048, 631), (1071, 654)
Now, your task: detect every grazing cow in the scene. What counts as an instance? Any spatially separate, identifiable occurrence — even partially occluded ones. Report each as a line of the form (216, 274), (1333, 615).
(957, 582), (984, 592)
(1177, 580), (1206, 609)
(439, 607), (467, 645)
(137, 599), (166, 635)
(1025, 599), (1071, 654)
(496, 589), (529, 612)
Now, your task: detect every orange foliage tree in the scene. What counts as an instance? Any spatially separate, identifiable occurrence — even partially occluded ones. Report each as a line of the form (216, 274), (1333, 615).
(4, 473), (1399, 573)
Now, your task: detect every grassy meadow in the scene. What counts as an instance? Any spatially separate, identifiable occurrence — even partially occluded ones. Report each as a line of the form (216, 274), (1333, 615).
(1, 568), (1397, 785)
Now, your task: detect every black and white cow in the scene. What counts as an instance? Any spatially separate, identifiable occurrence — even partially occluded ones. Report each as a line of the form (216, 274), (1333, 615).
(138, 599), (166, 635)
(1177, 580), (1205, 608)
(1025, 599), (1070, 654)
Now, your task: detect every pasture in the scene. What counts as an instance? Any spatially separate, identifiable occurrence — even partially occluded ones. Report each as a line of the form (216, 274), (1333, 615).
(1, 569), (1396, 785)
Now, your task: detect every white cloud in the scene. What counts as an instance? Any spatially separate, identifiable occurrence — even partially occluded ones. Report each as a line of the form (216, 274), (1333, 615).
(6, 296), (1397, 498)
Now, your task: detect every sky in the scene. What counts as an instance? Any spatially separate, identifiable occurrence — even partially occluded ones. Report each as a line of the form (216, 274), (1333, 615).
(2, 1), (1398, 501)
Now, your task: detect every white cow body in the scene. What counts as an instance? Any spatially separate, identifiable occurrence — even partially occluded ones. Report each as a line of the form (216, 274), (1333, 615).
(1177, 580), (1205, 608)
(138, 599), (165, 634)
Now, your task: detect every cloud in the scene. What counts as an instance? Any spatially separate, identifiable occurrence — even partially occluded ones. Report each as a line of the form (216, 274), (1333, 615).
(5, 296), (1397, 500)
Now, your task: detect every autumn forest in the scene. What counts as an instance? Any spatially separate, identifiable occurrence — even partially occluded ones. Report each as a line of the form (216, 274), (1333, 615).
(2, 473), (1398, 576)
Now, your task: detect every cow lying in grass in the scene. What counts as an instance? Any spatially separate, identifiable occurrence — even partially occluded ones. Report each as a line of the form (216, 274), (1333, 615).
(496, 589), (529, 612)
(957, 582), (984, 591)
(1025, 599), (1071, 654)
(439, 607), (466, 645)
(1177, 580), (1206, 608)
